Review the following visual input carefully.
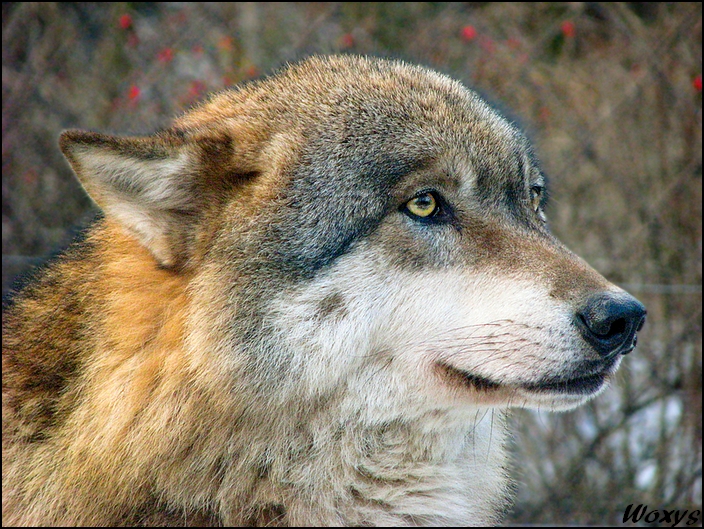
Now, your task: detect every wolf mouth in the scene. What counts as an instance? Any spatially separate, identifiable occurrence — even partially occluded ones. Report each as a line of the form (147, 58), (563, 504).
(437, 362), (610, 396)
(522, 372), (608, 395)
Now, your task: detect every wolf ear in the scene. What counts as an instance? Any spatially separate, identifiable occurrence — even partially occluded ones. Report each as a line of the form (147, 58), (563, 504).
(59, 129), (230, 269)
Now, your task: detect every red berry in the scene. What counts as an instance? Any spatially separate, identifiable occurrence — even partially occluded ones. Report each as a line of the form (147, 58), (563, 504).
(561, 21), (575, 38)
(461, 25), (477, 42)
(694, 75), (702, 93)
(128, 85), (140, 101)
(119, 14), (133, 30)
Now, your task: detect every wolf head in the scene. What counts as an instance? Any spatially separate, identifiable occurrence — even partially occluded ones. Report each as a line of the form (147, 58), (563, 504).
(60, 55), (645, 421)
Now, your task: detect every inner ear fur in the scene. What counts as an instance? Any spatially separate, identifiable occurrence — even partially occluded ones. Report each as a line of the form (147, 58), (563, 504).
(59, 129), (236, 270)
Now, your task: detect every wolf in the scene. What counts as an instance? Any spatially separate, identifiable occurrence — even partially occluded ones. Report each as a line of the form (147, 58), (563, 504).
(2, 54), (646, 526)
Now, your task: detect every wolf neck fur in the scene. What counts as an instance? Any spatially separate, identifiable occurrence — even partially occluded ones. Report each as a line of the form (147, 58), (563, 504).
(76, 222), (511, 524)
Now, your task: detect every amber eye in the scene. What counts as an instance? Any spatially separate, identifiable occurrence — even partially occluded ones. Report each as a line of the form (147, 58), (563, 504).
(530, 185), (543, 212)
(406, 192), (439, 218)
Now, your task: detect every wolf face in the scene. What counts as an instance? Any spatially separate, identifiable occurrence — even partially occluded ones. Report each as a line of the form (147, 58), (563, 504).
(3, 55), (645, 526)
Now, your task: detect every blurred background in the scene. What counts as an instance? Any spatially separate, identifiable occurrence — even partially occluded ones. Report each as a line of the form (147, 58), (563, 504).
(2, 2), (701, 525)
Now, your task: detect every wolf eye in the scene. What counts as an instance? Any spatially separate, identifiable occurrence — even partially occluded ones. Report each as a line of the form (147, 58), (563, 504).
(530, 185), (544, 212)
(405, 192), (439, 219)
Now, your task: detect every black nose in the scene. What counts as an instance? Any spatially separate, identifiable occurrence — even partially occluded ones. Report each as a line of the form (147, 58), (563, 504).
(576, 292), (646, 358)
